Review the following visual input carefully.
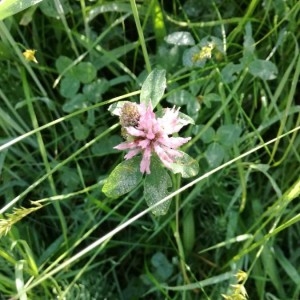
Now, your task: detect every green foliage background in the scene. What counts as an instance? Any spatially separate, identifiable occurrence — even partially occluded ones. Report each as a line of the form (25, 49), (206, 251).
(0, 0), (299, 299)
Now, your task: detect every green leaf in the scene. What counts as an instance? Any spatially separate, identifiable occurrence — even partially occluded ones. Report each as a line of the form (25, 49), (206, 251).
(87, 2), (132, 22)
(70, 118), (89, 141)
(248, 59), (278, 80)
(102, 156), (143, 198)
(140, 69), (166, 109)
(91, 135), (121, 157)
(178, 111), (195, 125)
(202, 93), (221, 108)
(83, 79), (110, 102)
(187, 98), (200, 121)
(164, 31), (195, 46)
(242, 22), (256, 64)
(183, 45), (205, 68)
(144, 158), (172, 216)
(188, 70), (201, 95)
(74, 62), (97, 84)
(60, 77), (80, 98)
(221, 62), (243, 83)
(0, 0), (43, 20)
(62, 94), (87, 113)
(169, 151), (199, 178)
(216, 124), (242, 147)
(205, 142), (225, 168)
(55, 56), (74, 75)
(39, 0), (71, 18)
(151, 252), (174, 281)
(167, 89), (192, 106)
(108, 101), (131, 116)
(197, 125), (215, 144)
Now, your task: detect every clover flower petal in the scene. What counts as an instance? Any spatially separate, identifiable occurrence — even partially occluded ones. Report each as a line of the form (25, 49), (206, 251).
(114, 103), (191, 174)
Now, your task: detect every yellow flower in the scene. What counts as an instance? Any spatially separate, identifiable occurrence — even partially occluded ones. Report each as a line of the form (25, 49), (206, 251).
(192, 42), (214, 63)
(22, 49), (38, 63)
(235, 270), (247, 283)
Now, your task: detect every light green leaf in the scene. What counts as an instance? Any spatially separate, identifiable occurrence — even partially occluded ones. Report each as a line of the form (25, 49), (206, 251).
(243, 22), (256, 64)
(0, 0), (43, 20)
(248, 59), (278, 80)
(164, 31), (195, 46)
(167, 89), (192, 106)
(140, 69), (166, 109)
(178, 111), (195, 125)
(108, 101), (131, 116)
(102, 156), (142, 198)
(144, 158), (172, 216)
(169, 151), (199, 178)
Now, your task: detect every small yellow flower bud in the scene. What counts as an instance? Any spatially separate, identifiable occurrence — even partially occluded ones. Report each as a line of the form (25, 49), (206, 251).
(22, 49), (38, 63)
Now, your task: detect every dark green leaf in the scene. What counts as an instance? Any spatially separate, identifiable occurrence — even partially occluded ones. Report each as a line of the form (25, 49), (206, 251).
(91, 135), (121, 157)
(205, 142), (225, 168)
(151, 252), (174, 281)
(74, 62), (97, 84)
(60, 77), (80, 98)
(169, 151), (199, 178)
(144, 158), (172, 216)
(83, 79), (110, 102)
(203, 93), (221, 108)
(55, 56), (73, 75)
(140, 69), (166, 109)
(221, 62), (243, 83)
(197, 125), (215, 144)
(62, 94), (87, 113)
(216, 124), (242, 147)
(102, 156), (142, 198)
(189, 70), (201, 96)
(70, 118), (89, 141)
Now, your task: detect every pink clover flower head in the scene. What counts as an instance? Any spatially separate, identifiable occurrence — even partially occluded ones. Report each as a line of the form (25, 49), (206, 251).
(114, 103), (191, 174)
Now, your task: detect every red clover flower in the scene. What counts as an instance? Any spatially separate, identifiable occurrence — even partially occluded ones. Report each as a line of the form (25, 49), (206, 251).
(114, 102), (191, 174)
